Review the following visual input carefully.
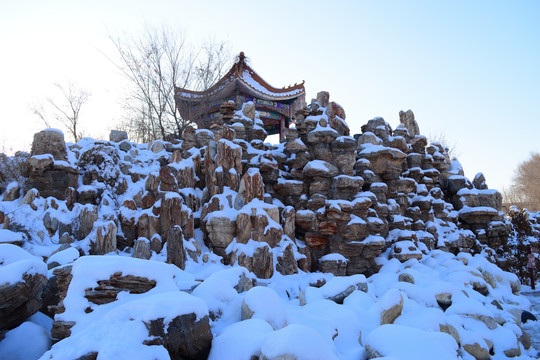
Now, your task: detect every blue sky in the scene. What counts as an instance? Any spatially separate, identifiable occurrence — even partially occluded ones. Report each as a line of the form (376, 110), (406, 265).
(1, 0), (539, 192)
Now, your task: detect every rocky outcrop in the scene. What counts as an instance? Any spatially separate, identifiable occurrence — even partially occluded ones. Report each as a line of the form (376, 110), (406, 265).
(2, 91), (514, 280)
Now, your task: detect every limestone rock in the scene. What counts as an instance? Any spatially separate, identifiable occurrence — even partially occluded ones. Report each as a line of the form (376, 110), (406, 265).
(91, 221), (117, 255)
(232, 245), (274, 279)
(206, 215), (236, 254)
(2, 181), (20, 201)
(359, 145), (406, 180)
(31, 129), (67, 161)
(0, 245), (47, 330)
(276, 243), (298, 275)
(109, 130), (128, 143)
(318, 253), (348, 276)
(144, 313), (213, 360)
(463, 343), (490, 360)
(166, 226), (185, 270)
(302, 160), (339, 178)
(132, 237), (152, 260)
(399, 109), (420, 137)
(380, 290), (404, 325)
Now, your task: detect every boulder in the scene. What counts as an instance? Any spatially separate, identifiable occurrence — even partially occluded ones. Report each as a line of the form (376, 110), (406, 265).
(31, 129), (67, 161)
(132, 237), (152, 260)
(0, 244), (47, 330)
(109, 130), (128, 143)
(399, 109), (420, 137)
(91, 221), (117, 255)
(259, 324), (338, 360)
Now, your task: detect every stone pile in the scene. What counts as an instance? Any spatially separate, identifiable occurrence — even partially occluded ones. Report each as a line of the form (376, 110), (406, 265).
(1, 93), (509, 281)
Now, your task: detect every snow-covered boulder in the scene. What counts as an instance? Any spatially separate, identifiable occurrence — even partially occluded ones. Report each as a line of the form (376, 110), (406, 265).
(241, 286), (287, 330)
(259, 324), (338, 360)
(0, 244), (47, 330)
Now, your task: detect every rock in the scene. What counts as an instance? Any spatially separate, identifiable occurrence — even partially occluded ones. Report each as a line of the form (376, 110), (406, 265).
(150, 140), (166, 153)
(276, 243), (298, 275)
(302, 160), (339, 178)
(84, 273), (157, 306)
(365, 324), (458, 360)
(21, 188), (39, 210)
(144, 311), (213, 360)
(31, 129), (67, 161)
(316, 91), (330, 107)
(232, 244), (274, 279)
(242, 101), (256, 119)
(521, 310), (537, 323)
(359, 146), (406, 180)
(119, 140), (132, 152)
(132, 237), (152, 260)
(91, 221), (117, 255)
(318, 253), (348, 276)
(208, 319), (273, 360)
(109, 130), (128, 143)
(436, 292), (452, 310)
(0, 244), (47, 330)
(234, 168), (264, 209)
(379, 289), (404, 325)
(206, 214), (236, 254)
(473, 172), (488, 189)
(241, 286), (287, 330)
(503, 345), (521, 358)
(399, 109), (420, 137)
(510, 279), (521, 295)
(282, 206), (296, 240)
(166, 226), (185, 270)
(398, 272), (415, 284)
(259, 324), (338, 360)
(2, 181), (20, 201)
(77, 205), (98, 240)
(519, 330), (531, 350)
(439, 323), (460, 345)
(463, 343), (490, 360)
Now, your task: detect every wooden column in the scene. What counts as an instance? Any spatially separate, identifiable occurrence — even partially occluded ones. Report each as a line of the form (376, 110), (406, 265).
(279, 115), (285, 142)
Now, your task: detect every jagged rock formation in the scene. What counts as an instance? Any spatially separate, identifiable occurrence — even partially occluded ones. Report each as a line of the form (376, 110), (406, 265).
(1, 92), (510, 279)
(0, 93), (535, 359)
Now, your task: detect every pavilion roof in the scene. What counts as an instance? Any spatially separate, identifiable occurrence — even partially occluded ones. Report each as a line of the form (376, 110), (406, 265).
(175, 52), (305, 102)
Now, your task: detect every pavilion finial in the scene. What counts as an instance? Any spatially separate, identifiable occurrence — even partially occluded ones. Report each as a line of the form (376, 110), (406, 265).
(238, 52), (246, 63)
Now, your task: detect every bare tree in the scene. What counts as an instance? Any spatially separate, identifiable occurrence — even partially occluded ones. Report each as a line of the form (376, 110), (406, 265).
(108, 26), (230, 142)
(428, 132), (460, 158)
(506, 152), (540, 211)
(30, 103), (53, 128)
(31, 82), (90, 142)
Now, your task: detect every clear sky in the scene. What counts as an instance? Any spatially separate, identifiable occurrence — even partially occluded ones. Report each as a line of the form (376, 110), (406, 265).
(1, 0), (539, 192)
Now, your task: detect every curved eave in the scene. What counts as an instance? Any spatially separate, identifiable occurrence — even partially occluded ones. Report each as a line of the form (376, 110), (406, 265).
(236, 79), (305, 102)
(175, 60), (305, 102)
(240, 67), (305, 97)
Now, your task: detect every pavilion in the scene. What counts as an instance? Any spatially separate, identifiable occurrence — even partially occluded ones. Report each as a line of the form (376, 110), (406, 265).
(175, 52), (306, 141)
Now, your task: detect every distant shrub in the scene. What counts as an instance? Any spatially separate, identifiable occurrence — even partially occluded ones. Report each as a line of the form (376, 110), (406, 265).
(502, 206), (540, 285)
(0, 151), (30, 194)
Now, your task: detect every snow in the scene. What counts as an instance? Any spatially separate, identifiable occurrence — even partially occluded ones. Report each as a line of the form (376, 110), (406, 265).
(43, 128), (64, 135)
(208, 319), (273, 360)
(243, 286), (287, 330)
(241, 70), (303, 97)
(260, 324), (338, 360)
(365, 324), (458, 360)
(46, 247), (80, 267)
(58, 255), (196, 323)
(0, 244), (47, 285)
(0, 321), (51, 360)
(304, 159), (333, 172)
(0, 229), (25, 243)
(320, 253), (348, 262)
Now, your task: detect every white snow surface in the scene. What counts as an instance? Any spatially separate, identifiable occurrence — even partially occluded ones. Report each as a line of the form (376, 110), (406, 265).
(0, 244), (47, 285)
